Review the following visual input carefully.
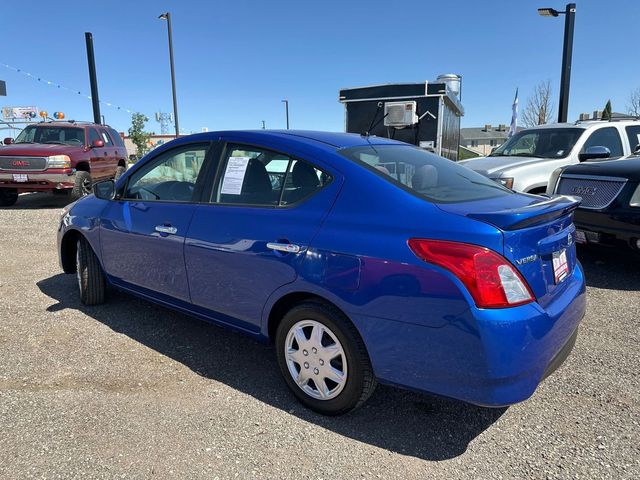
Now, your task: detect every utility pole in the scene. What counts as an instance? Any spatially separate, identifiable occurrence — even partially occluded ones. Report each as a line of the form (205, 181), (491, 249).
(84, 32), (101, 124)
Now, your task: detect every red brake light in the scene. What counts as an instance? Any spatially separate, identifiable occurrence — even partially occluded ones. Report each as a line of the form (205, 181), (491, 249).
(408, 239), (534, 308)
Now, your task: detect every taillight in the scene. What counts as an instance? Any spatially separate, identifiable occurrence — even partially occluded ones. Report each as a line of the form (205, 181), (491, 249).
(407, 239), (534, 308)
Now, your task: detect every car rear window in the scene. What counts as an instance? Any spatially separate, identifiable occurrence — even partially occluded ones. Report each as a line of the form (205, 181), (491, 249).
(340, 144), (513, 203)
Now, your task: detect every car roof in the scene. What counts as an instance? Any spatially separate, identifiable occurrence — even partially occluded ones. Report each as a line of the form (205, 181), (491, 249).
(522, 119), (640, 132)
(181, 130), (406, 150)
(25, 121), (102, 129)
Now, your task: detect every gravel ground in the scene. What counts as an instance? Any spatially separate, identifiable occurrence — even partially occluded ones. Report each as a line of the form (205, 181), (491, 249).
(0, 192), (638, 480)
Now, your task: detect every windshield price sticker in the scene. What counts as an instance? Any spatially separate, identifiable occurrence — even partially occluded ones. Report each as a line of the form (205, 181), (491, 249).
(220, 157), (250, 195)
(12, 174), (28, 182)
(552, 249), (569, 284)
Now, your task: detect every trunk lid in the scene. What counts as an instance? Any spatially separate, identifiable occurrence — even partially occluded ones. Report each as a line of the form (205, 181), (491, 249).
(437, 194), (582, 305)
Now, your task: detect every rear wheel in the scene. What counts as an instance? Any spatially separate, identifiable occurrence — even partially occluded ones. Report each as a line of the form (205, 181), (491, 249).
(71, 171), (92, 200)
(0, 188), (18, 207)
(275, 302), (377, 415)
(76, 237), (106, 305)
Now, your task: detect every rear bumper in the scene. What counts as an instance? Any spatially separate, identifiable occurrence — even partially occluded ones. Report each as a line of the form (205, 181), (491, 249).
(0, 170), (76, 191)
(350, 263), (587, 407)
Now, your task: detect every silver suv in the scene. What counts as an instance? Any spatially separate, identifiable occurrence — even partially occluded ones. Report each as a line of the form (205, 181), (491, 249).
(460, 120), (640, 194)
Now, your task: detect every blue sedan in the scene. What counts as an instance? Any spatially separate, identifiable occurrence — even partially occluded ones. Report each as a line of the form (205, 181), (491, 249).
(58, 130), (586, 415)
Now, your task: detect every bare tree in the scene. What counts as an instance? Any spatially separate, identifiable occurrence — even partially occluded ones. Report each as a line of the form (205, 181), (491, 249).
(522, 80), (555, 127)
(628, 88), (640, 117)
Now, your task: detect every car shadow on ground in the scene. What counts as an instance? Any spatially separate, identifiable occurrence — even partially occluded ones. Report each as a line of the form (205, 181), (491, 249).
(37, 273), (505, 461)
(0, 192), (75, 210)
(577, 245), (640, 291)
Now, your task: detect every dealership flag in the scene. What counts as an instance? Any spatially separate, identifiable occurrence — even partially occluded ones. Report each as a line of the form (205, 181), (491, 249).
(507, 88), (518, 137)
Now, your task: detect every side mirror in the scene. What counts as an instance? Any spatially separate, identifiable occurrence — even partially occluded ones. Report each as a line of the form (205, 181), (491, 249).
(91, 139), (105, 148)
(634, 144), (640, 154)
(3, 137), (13, 145)
(579, 146), (611, 162)
(93, 180), (115, 200)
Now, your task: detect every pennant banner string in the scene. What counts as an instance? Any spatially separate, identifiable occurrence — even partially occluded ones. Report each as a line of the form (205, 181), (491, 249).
(0, 63), (149, 117)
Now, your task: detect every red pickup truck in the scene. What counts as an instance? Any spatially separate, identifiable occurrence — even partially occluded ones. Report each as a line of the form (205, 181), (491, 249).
(0, 121), (127, 206)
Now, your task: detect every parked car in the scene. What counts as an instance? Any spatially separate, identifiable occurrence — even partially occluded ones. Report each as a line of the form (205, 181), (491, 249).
(460, 119), (640, 194)
(547, 152), (640, 250)
(58, 130), (586, 415)
(0, 121), (127, 206)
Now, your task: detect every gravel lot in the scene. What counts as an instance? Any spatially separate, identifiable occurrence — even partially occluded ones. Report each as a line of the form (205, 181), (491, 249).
(0, 192), (639, 479)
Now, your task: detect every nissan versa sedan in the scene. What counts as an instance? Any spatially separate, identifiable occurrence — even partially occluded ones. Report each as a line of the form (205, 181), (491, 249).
(57, 130), (586, 415)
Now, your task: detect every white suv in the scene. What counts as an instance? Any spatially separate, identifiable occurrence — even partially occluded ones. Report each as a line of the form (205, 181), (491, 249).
(460, 120), (640, 194)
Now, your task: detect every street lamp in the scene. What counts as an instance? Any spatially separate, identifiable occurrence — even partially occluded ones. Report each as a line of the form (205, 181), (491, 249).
(538, 3), (576, 123)
(281, 99), (289, 129)
(159, 12), (180, 138)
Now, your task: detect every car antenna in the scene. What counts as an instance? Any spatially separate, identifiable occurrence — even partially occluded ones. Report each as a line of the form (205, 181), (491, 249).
(363, 102), (388, 137)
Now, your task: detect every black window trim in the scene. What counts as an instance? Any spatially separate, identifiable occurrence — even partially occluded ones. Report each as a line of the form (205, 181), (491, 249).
(204, 141), (334, 209)
(118, 141), (216, 204)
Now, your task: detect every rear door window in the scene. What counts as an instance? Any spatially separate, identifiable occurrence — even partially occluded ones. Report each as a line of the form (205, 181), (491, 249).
(582, 127), (623, 157)
(107, 128), (126, 147)
(99, 128), (113, 146)
(213, 145), (330, 206)
(340, 145), (513, 203)
(625, 126), (640, 152)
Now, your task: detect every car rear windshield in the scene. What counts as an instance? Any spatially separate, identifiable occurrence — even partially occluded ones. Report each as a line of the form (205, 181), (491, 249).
(15, 126), (86, 146)
(340, 144), (513, 203)
(489, 128), (584, 159)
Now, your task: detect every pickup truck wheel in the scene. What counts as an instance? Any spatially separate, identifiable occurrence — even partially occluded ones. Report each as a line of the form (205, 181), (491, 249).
(0, 188), (18, 207)
(71, 171), (92, 200)
(275, 302), (377, 415)
(76, 237), (106, 305)
(114, 166), (126, 181)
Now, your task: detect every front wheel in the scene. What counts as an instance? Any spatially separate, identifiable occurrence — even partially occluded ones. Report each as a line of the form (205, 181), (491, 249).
(0, 188), (18, 207)
(275, 302), (377, 415)
(71, 171), (92, 200)
(76, 237), (106, 305)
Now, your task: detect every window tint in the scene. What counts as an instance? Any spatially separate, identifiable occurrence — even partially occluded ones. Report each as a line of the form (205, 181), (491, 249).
(214, 145), (330, 206)
(107, 128), (125, 147)
(583, 127), (623, 157)
(124, 145), (208, 202)
(88, 128), (101, 144)
(340, 145), (513, 204)
(625, 126), (640, 152)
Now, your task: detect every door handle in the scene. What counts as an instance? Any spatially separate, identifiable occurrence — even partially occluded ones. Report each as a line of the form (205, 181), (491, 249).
(267, 242), (301, 253)
(155, 225), (177, 235)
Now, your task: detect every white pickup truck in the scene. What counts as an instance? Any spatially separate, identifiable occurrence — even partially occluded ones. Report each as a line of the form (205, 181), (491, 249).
(460, 120), (640, 194)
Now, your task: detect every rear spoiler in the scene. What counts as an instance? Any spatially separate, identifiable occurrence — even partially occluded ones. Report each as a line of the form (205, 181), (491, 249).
(467, 195), (582, 231)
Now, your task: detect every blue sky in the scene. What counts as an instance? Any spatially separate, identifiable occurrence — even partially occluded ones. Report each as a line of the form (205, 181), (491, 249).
(2, 0), (639, 134)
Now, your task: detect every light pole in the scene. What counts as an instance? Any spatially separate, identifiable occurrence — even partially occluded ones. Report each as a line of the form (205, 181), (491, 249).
(281, 99), (289, 129)
(538, 3), (576, 123)
(159, 12), (180, 138)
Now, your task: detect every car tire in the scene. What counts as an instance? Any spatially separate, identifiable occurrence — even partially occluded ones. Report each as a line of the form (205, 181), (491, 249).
(114, 165), (126, 182)
(71, 171), (92, 200)
(0, 188), (18, 207)
(76, 237), (106, 305)
(275, 301), (377, 415)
